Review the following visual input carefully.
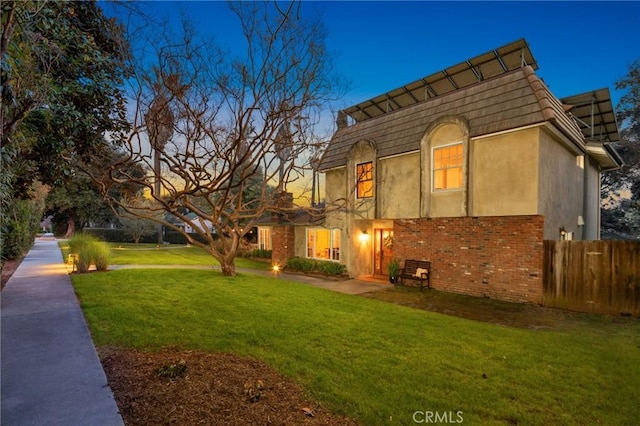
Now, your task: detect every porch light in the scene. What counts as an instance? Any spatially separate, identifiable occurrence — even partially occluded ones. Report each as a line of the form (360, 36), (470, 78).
(559, 226), (567, 239)
(359, 230), (370, 243)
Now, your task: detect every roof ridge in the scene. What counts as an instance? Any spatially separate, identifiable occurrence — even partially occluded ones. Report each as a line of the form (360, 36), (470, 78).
(523, 66), (586, 145)
(523, 65), (555, 122)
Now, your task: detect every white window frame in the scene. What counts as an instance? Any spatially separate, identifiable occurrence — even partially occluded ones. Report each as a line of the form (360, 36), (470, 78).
(306, 228), (341, 261)
(432, 142), (464, 192)
(257, 226), (272, 250)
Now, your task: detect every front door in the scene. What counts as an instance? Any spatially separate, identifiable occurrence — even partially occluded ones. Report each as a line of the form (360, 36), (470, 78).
(374, 228), (394, 275)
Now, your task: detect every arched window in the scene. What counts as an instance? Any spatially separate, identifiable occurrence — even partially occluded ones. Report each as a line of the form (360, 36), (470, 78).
(420, 116), (470, 217)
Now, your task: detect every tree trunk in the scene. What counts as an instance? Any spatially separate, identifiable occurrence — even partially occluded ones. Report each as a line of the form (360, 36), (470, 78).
(216, 238), (239, 277)
(219, 261), (236, 277)
(63, 216), (76, 238)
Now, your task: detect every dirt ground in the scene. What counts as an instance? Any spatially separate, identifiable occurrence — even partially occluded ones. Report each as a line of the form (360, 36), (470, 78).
(100, 347), (359, 426)
(1, 257), (22, 290)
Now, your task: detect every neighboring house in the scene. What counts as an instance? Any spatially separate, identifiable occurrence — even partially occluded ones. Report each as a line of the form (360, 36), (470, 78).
(178, 212), (216, 234)
(272, 39), (623, 304)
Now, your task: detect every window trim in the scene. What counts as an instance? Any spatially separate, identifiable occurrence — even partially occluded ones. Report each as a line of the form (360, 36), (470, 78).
(432, 142), (464, 192)
(356, 161), (374, 199)
(306, 228), (341, 262)
(257, 226), (272, 250)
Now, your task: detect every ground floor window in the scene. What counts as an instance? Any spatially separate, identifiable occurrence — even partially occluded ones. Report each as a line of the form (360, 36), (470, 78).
(258, 226), (272, 250)
(306, 228), (340, 261)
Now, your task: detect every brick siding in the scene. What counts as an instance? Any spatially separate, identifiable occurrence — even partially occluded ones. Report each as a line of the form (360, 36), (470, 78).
(393, 215), (544, 304)
(271, 226), (295, 267)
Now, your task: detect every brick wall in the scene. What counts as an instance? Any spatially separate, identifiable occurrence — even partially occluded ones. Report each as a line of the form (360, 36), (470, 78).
(393, 215), (544, 304)
(271, 225), (295, 267)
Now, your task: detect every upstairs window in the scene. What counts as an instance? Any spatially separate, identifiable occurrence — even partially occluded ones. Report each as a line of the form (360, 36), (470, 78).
(433, 143), (463, 191)
(356, 161), (374, 198)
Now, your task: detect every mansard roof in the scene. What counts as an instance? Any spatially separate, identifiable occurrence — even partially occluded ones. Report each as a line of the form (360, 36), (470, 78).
(320, 41), (621, 172)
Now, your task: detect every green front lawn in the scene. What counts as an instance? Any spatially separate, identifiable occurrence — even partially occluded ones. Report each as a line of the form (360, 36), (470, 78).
(61, 242), (272, 270)
(72, 269), (640, 425)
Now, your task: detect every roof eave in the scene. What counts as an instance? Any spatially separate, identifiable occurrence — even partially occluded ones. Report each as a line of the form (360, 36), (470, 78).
(586, 140), (624, 171)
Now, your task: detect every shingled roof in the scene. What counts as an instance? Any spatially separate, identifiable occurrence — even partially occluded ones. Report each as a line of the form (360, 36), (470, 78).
(320, 64), (592, 171)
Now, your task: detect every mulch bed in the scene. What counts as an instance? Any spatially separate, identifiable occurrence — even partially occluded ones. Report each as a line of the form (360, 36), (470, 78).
(100, 348), (360, 426)
(1, 257), (23, 290)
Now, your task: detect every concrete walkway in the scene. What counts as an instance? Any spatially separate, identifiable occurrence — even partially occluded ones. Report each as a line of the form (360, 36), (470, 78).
(109, 264), (391, 295)
(1, 238), (123, 426)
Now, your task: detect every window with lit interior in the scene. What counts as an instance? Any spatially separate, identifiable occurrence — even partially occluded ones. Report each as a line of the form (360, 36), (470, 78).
(258, 227), (272, 250)
(356, 161), (373, 198)
(306, 228), (340, 261)
(432, 143), (463, 190)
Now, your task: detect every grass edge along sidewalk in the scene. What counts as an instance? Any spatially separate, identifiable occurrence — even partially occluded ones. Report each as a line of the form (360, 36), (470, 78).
(71, 267), (640, 425)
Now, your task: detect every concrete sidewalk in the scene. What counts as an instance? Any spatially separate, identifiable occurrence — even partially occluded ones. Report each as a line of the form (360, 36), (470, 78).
(1, 238), (123, 425)
(109, 264), (391, 295)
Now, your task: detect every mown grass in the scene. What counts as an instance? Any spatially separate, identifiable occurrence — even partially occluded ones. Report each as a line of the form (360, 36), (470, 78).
(72, 269), (640, 425)
(61, 242), (271, 270)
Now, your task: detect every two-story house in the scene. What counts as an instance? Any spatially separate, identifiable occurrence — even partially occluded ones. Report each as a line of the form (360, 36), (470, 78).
(269, 39), (622, 303)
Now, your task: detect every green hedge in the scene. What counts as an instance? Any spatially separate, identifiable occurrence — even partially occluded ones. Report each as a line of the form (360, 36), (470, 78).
(1, 198), (43, 260)
(83, 228), (208, 245)
(250, 249), (272, 259)
(285, 256), (347, 276)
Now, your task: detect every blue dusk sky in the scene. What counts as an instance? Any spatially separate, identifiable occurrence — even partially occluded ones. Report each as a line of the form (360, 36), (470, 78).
(138, 1), (640, 113)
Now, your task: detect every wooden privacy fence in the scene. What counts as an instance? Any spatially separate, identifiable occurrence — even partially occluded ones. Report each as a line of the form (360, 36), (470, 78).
(543, 240), (640, 317)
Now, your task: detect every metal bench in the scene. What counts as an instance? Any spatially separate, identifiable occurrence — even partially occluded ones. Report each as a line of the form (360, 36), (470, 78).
(398, 259), (431, 291)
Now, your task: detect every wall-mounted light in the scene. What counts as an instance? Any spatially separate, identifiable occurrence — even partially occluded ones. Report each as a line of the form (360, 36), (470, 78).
(359, 230), (370, 243)
(577, 216), (585, 226)
(559, 226), (567, 240)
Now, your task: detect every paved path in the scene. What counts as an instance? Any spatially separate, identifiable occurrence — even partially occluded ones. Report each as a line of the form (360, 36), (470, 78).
(109, 264), (391, 295)
(1, 238), (123, 426)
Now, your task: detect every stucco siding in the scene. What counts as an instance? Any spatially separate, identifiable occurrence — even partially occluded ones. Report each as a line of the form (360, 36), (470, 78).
(471, 128), (539, 216)
(538, 128), (584, 239)
(379, 153), (421, 219)
(293, 226), (307, 259)
(324, 168), (347, 229)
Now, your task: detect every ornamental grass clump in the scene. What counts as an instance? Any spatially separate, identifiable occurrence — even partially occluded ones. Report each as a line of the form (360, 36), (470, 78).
(92, 241), (111, 271)
(68, 234), (111, 273)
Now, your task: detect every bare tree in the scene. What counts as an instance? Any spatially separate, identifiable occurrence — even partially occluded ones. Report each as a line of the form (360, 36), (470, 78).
(118, 196), (162, 244)
(96, 1), (343, 276)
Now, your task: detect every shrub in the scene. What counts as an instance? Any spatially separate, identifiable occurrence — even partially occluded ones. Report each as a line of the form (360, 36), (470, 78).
(251, 249), (272, 259)
(1, 197), (44, 260)
(285, 256), (346, 276)
(286, 256), (317, 273)
(317, 261), (347, 276)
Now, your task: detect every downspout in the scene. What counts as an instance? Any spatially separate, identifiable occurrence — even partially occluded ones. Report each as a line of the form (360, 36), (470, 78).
(582, 156), (589, 240)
